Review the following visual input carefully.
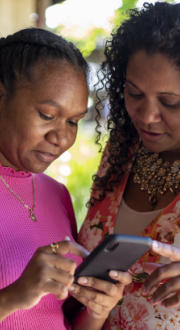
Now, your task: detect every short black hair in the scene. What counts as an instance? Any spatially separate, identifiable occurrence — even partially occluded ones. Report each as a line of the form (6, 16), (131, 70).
(0, 27), (89, 95)
(91, 2), (180, 206)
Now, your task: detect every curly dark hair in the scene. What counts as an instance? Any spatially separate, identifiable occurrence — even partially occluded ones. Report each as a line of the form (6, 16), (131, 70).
(90, 1), (180, 206)
(0, 27), (89, 97)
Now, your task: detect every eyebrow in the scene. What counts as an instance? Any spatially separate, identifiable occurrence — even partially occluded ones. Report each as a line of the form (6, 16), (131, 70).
(126, 79), (180, 97)
(40, 99), (88, 116)
(126, 79), (140, 89)
(159, 92), (180, 96)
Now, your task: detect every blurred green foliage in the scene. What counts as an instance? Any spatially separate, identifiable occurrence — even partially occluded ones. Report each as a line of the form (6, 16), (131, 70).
(67, 28), (107, 58)
(53, 0), (176, 58)
(53, 0), (140, 58)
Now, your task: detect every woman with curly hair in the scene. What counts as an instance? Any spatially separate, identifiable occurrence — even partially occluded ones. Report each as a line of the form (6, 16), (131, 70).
(79, 2), (180, 329)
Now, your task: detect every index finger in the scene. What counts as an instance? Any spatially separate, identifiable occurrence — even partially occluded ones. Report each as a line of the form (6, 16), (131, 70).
(57, 240), (90, 259)
(40, 239), (89, 259)
(151, 240), (180, 262)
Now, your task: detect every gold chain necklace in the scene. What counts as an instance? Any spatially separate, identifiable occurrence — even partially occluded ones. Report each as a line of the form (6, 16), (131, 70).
(132, 146), (180, 205)
(0, 173), (37, 222)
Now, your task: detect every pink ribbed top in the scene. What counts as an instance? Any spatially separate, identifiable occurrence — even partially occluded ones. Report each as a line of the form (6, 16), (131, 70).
(0, 164), (82, 330)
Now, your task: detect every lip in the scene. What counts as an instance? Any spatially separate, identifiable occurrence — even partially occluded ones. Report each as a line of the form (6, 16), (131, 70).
(35, 151), (58, 163)
(139, 127), (166, 142)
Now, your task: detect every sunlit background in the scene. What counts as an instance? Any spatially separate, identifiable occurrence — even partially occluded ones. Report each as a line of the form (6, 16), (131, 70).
(0, 0), (178, 229)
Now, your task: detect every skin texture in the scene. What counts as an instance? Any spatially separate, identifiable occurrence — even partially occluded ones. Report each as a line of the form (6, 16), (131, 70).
(0, 62), (132, 330)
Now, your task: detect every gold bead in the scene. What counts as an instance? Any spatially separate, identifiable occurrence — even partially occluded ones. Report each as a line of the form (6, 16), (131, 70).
(173, 160), (180, 166)
(170, 187), (175, 194)
(166, 177), (171, 182)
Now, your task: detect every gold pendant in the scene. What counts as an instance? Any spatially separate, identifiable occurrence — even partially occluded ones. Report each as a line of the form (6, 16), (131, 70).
(30, 211), (37, 222)
(149, 194), (157, 205)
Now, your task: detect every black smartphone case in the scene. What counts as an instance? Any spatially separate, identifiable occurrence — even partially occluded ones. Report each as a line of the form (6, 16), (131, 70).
(74, 234), (152, 284)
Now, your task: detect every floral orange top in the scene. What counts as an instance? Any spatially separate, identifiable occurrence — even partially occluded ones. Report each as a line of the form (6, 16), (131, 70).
(78, 142), (180, 330)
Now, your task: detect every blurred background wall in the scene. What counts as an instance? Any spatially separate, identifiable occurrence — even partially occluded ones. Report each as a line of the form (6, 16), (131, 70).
(0, 0), (60, 36)
(0, 0), (176, 229)
(0, 0), (36, 36)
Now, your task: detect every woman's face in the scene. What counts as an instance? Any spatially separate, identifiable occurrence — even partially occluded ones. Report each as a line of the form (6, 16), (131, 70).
(0, 62), (88, 173)
(124, 50), (180, 154)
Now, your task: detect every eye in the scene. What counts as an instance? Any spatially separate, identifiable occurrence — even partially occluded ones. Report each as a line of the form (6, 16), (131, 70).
(39, 112), (54, 121)
(67, 120), (78, 127)
(161, 101), (179, 109)
(128, 91), (143, 98)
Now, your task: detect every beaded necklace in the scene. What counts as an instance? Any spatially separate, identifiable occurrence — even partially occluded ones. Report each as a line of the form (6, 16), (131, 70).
(132, 146), (180, 204)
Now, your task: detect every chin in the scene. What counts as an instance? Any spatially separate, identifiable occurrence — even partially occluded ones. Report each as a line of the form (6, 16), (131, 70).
(22, 161), (49, 174)
(141, 140), (166, 154)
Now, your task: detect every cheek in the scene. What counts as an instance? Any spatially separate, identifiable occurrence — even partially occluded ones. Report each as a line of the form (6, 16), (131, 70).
(124, 97), (137, 118)
(61, 126), (77, 152)
(69, 128), (77, 145)
(163, 113), (180, 133)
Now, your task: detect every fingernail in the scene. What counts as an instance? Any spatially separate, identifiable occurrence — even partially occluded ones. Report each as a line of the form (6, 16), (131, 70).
(63, 236), (71, 241)
(78, 277), (88, 284)
(149, 297), (154, 304)
(141, 285), (146, 294)
(150, 297), (157, 305)
(152, 240), (159, 248)
(69, 285), (75, 291)
(109, 271), (118, 277)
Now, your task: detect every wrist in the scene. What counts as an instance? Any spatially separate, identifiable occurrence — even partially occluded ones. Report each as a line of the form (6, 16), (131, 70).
(86, 307), (109, 320)
(0, 283), (19, 321)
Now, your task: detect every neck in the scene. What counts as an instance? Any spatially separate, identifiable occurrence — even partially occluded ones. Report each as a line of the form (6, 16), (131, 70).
(0, 151), (21, 171)
(159, 150), (180, 163)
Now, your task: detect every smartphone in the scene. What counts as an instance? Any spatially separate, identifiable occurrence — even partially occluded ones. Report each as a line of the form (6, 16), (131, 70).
(74, 234), (152, 284)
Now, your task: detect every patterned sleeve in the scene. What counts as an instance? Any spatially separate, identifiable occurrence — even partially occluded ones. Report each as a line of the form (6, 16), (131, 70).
(61, 184), (78, 242)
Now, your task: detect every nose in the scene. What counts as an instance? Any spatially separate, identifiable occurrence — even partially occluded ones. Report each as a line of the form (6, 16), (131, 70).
(137, 98), (161, 125)
(45, 128), (71, 150)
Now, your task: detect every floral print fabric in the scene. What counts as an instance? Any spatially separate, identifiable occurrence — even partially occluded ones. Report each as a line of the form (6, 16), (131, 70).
(78, 143), (180, 330)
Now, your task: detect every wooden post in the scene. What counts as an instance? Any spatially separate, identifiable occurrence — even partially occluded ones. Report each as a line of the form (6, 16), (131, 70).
(36, 0), (52, 29)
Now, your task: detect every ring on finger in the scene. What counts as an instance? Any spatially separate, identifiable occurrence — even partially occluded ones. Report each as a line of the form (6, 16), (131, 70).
(50, 242), (59, 254)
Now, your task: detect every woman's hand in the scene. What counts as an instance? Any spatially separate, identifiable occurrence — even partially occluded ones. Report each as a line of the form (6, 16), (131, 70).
(69, 271), (132, 319)
(0, 237), (89, 318)
(142, 240), (180, 308)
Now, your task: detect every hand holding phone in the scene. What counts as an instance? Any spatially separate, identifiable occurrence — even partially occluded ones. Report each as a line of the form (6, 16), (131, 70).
(75, 234), (152, 284)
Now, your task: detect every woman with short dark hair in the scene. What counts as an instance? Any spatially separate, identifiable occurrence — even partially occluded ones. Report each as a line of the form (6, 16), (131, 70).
(0, 27), (131, 330)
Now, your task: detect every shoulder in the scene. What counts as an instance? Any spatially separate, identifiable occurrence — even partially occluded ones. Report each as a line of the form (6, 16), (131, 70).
(34, 172), (71, 202)
(35, 173), (77, 237)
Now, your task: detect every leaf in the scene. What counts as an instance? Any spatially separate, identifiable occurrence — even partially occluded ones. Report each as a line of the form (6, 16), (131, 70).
(142, 252), (149, 263)
(149, 224), (157, 239)
(117, 297), (124, 305)
(103, 231), (109, 238)
(90, 221), (104, 231)
(132, 272), (149, 283)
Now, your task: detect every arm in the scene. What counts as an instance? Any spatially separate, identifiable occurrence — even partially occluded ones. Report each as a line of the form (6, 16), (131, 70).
(71, 307), (107, 330)
(0, 284), (20, 321)
(0, 239), (88, 322)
